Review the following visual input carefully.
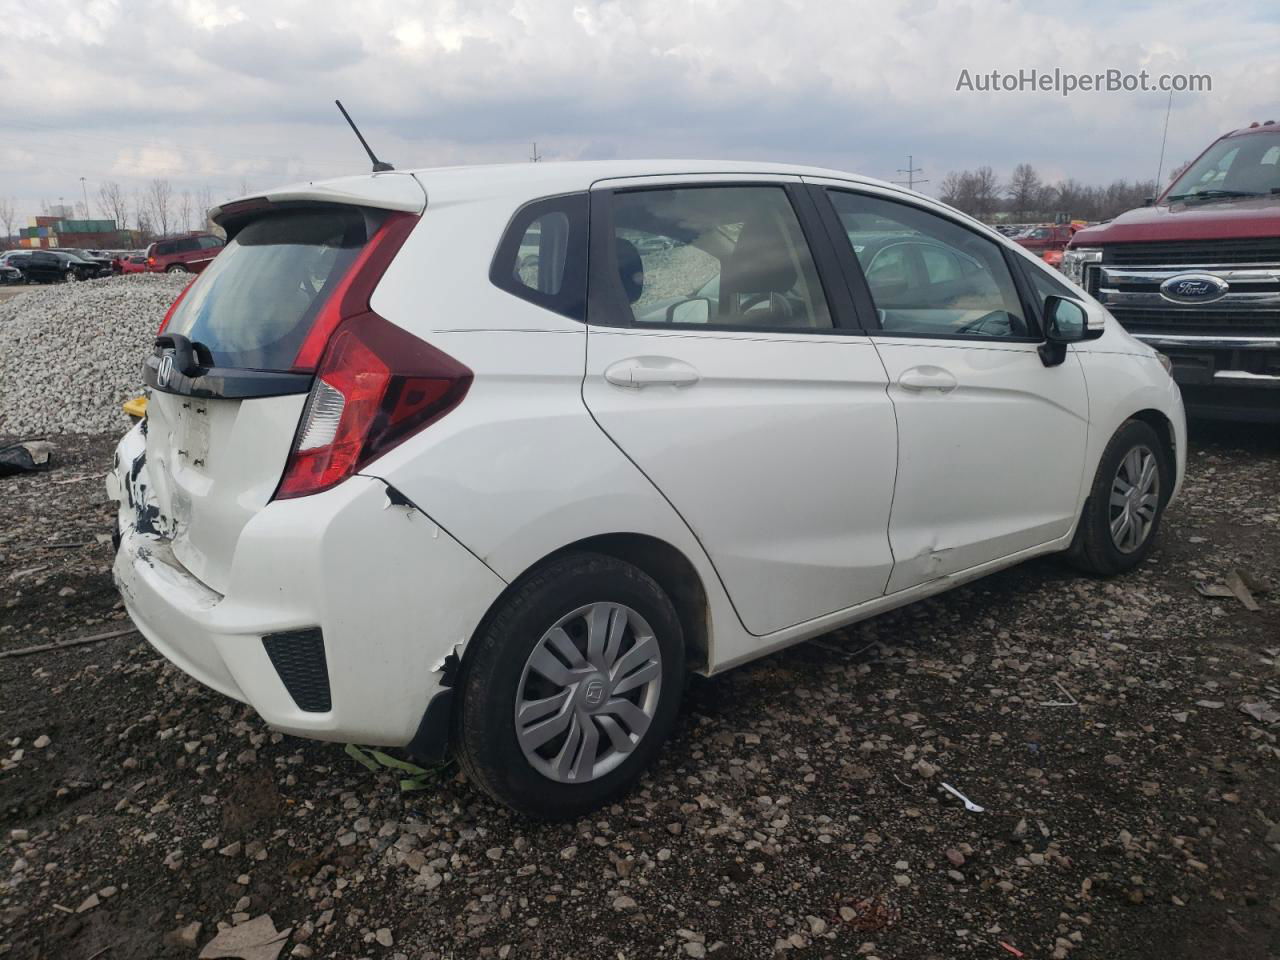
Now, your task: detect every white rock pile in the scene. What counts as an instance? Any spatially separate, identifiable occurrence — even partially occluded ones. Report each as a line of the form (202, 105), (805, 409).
(0, 273), (190, 435)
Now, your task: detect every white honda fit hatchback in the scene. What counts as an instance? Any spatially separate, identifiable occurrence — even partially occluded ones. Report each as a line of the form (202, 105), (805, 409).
(108, 161), (1185, 818)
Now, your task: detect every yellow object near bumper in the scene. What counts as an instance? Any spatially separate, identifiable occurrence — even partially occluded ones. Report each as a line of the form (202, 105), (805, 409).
(122, 395), (147, 419)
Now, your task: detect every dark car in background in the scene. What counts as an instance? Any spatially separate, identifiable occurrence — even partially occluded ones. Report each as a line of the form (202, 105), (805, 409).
(22, 250), (104, 283)
(145, 234), (224, 273)
(0, 261), (22, 285)
(55, 249), (112, 278)
(0, 251), (32, 283)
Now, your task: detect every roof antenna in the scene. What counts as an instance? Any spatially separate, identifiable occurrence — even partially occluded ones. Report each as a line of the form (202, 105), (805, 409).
(334, 99), (394, 172)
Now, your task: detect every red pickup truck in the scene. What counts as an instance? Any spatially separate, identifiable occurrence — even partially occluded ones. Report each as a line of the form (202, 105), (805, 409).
(1064, 121), (1280, 421)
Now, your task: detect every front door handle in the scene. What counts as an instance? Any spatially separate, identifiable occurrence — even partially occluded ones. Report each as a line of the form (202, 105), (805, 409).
(604, 357), (701, 389)
(898, 365), (958, 394)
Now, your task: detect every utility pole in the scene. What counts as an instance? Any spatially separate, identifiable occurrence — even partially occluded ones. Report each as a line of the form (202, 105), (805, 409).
(529, 142), (542, 163)
(892, 155), (928, 191)
(79, 176), (89, 218)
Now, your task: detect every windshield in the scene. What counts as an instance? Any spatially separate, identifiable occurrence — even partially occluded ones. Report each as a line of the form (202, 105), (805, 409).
(1165, 131), (1280, 200)
(166, 208), (369, 370)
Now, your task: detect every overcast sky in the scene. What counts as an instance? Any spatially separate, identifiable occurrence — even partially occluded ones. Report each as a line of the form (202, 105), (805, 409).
(1, 0), (1277, 228)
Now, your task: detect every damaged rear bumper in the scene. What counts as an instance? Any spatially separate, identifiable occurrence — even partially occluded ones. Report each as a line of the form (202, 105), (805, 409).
(106, 424), (507, 747)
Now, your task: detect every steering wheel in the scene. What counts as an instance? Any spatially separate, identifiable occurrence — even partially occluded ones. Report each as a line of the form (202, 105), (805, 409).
(738, 292), (795, 322)
(956, 310), (1027, 337)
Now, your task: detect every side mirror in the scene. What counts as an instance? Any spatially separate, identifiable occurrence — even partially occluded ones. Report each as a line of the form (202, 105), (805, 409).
(666, 297), (712, 324)
(1039, 295), (1102, 367)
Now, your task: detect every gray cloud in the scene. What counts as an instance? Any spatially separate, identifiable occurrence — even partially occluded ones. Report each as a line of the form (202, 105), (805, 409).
(0, 0), (1276, 223)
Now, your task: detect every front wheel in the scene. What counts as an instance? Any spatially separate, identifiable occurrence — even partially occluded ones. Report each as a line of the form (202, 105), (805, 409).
(1067, 419), (1170, 576)
(452, 553), (685, 819)
(63, 269), (75, 283)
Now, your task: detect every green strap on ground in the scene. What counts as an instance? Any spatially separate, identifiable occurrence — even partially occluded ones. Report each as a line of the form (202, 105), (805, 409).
(345, 742), (442, 792)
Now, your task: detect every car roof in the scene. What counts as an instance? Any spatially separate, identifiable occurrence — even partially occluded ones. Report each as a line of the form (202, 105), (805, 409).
(210, 160), (914, 221)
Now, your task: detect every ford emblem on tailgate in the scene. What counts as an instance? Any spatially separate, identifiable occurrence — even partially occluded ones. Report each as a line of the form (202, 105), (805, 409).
(1159, 273), (1229, 304)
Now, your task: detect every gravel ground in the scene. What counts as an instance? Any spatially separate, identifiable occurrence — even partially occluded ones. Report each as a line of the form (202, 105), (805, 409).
(0, 274), (188, 436)
(1, 425), (1278, 960)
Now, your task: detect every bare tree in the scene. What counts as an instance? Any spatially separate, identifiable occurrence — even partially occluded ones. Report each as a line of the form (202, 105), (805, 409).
(147, 178), (173, 238)
(196, 185), (224, 237)
(178, 190), (193, 234)
(1166, 159), (1192, 186)
(970, 166), (1002, 219)
(1006, 163), (1043, 220)
(0, 197), (16, 247)
(97, 180), (129, 230)
(131, 191), (152, 238)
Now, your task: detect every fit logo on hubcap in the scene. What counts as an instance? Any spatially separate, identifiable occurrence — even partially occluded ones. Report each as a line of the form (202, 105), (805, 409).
(583, 679), (606, 707)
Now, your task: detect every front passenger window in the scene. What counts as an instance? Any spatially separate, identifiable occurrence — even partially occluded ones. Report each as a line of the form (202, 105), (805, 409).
(829, 191), (1028, 339)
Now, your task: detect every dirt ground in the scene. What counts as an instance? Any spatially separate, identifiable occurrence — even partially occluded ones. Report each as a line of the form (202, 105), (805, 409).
(1, 423), (1278, 960)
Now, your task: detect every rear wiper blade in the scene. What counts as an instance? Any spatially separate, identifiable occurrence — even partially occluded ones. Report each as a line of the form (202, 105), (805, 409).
(1166, 189), (1263, 202)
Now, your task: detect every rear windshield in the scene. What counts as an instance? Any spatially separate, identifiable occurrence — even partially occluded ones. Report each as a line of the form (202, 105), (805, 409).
(166, 208), (368, 370)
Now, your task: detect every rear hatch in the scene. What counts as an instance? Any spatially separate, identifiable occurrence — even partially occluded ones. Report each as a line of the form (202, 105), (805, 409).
(133, 182), (426, 595)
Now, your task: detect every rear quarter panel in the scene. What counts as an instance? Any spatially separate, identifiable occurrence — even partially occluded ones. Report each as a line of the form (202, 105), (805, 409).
(353, 321), (747, 671)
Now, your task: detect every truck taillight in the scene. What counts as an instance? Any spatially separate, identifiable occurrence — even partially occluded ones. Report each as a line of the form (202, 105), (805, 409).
(274, 313), (472, 500)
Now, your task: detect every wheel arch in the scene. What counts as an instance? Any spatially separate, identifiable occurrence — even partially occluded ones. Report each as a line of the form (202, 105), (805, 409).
(469, 532), (713, 676)
(1128, 407), (1177, 498)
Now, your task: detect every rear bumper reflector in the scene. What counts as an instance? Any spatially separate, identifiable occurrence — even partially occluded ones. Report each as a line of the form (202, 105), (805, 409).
(262, 628), (333, 713)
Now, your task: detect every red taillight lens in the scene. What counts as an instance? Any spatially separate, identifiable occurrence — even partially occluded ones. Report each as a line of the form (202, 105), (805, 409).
(274, 312), (472, 500)
(147, 256), (155, 265)
(156, 277), (196, 335)
(292, 213), (419, 372)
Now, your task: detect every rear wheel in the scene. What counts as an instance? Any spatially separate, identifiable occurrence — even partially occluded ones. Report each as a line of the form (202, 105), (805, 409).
(453, 553), (685, 819)
(166, 263), (188, 273)
(1067, 419), (1170, 576)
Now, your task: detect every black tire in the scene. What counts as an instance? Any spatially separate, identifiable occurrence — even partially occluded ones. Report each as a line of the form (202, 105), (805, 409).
(453, 552), (685, 820)
(1067, 419), (1171, 576)
(166, 263), (188, 273)
(63, 269), (75, 283)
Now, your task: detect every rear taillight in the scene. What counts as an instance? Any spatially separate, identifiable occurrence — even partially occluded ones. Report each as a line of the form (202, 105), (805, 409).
(156, 278), (196, 335)
(274, 312), (472, 500)
(147, 256), (155, 265)
(292, 213), (419, 372)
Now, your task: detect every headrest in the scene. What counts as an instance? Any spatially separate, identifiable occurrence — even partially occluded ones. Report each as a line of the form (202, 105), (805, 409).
(722, 216), (797, 296)
(615, 237), (644, 303)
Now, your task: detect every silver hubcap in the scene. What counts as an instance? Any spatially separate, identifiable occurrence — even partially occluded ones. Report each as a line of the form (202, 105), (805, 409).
(514, 602), (662, 784)
(1109, 445), (1160, 553)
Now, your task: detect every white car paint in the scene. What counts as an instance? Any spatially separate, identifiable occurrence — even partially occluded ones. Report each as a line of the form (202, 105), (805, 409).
(109, 160), (1185, 754)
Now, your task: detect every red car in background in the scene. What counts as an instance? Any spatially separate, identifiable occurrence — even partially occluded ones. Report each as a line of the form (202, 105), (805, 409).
(1015, 223), (1078, 266)
(145, 234), (224, 273)
(118, 254), (147, 274)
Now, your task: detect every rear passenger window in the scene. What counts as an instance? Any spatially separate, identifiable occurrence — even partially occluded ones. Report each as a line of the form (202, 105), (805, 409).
(602, 186), (832, 330)
(490, 194), (588, 321)
(513, 212), (570, 295)
(829, 190), (1030, 339)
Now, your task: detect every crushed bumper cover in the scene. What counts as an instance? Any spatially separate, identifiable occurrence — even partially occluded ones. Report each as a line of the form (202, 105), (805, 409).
(107, 424), (506, 746)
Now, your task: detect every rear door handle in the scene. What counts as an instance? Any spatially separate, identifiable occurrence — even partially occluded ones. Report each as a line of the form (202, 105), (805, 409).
(604, 357), (701, 388)
(898, 365), (958, 394)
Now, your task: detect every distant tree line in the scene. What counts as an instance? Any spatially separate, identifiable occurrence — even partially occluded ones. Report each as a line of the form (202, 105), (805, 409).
(1, 180), (236, 248)
(937, 162), (1181, 223)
